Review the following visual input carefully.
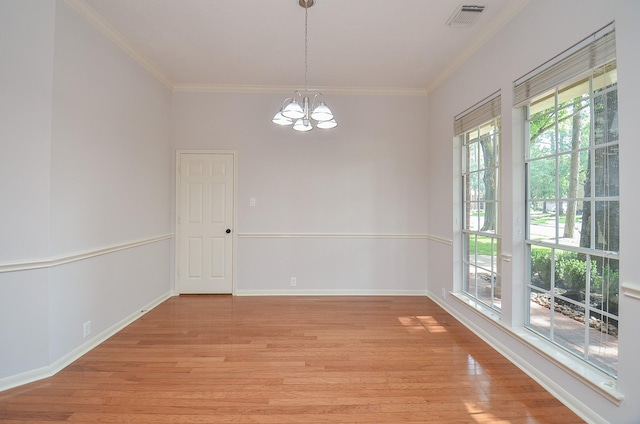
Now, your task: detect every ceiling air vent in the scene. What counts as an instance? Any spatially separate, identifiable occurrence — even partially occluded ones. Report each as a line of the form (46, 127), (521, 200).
(447, 4), (485, 28)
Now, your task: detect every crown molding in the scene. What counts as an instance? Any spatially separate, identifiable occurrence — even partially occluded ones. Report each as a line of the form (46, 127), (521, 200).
(425, 0), (531, 94)
(65, 0), (527, 97)
(64, 0), (174, 89)
(172, 84), (428, 96)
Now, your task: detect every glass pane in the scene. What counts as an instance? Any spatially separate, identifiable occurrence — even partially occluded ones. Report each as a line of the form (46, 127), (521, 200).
(605, 90), (619, 143)
(463, 231), (470, 253)
(528, 157), (556, 201)
(557, 153), (572, 199)
(476, 270), (494, 307)
(480, 202), (498, 233)
(554, 304), (586, 358)
(578, 102), (591, 150)
(590, 257), (619, 317)
(469, 140), (479, 171)
(560, 207), (582, 247)
(468, 171), (478, 200)
(529, 204), (557, 243)
(477, 171), (486, 201)
(594, 200), (620, 253)
(594, 145), (619, 197)
(588, 313), (618, 376)
(475, 235), (493, 266)
(594, 89), (619, 145)
(477, 137), (487, 172)
(529, 111), (556, 158)
(530, 247), (552, 290)
(462, 235), (471, 295)
(468, 202), (480, 231)
(588, 255), (619, 374)
(528, 288), (551, 338)
(477, 132), (498, 170)
(555, 250), (587, 303)
(465, 263), (478, 297)
(481, 170), (498, 203)
(557, 93), (588, 154)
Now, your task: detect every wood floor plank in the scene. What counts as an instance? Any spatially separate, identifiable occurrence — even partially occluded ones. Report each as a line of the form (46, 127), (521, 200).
(0, 296), (584, 423)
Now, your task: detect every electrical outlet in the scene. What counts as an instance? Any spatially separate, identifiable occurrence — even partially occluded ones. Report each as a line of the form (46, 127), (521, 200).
(290, 277), (297, 287)
(83, 321), (91, 338)
(441, 288), (447, 299)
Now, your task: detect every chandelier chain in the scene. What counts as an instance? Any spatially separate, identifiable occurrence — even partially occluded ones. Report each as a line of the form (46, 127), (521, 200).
(304, 4), (308, 95)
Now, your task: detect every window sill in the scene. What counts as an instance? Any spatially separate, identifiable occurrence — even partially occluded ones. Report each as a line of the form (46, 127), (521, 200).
(449, 292), (624, 406)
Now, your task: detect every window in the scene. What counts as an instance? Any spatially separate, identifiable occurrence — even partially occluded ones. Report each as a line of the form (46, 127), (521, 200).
(457, 94), (501, 312)
(520, 27), (619, 376)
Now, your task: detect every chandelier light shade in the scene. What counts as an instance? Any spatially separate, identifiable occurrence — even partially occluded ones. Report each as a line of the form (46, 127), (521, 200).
(281, 99), (304, 119)
(272, 0), (337, 132)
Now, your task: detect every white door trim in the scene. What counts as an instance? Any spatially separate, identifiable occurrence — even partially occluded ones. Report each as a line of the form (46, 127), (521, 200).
(175, 150), (237, 295)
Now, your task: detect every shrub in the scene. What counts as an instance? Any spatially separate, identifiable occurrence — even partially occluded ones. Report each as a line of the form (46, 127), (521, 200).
(562, 259), (587, 294)
(554, 250), (578, 287)
(531, 249), (551, 289)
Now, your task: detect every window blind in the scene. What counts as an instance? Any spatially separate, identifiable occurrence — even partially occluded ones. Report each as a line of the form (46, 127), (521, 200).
(454, 91), (501, 136)
(513, 23), (616, 107)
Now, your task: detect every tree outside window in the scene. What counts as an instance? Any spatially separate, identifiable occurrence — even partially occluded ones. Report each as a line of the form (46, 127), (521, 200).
(463, 118), (501, 311)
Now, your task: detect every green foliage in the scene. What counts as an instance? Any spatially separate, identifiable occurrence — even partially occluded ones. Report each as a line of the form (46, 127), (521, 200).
(554, 250), (577, 286)
(531, 248), (551, 289)
(592, 265), (620, 298)
(528, 97), (590, 208)
(562, 258), (588, 293)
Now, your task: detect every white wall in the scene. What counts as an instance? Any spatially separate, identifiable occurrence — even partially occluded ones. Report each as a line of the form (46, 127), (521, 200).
(171, 92), (429, 294)
(426, 1), (640, 422)
(0, 0), (56, 382)
(5, 1), (638, 420)
(0, 0), (173, 386)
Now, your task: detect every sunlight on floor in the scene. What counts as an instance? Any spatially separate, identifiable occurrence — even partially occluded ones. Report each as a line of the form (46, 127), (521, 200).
(397, 316), (448, 333)
(465, 402), (513, 424)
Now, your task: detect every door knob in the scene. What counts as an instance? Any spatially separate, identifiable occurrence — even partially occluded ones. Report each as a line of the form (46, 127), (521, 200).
(226, 229), (231, 234)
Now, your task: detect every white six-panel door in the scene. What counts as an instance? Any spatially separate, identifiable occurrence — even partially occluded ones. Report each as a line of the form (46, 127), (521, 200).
(178, 153), (234, 294)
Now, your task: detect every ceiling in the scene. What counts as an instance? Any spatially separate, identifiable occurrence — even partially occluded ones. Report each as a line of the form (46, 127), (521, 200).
(70, 0), (529, 94)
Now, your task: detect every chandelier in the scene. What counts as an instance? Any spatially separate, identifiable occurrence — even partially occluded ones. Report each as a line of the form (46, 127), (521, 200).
(272, 0), (337, 131)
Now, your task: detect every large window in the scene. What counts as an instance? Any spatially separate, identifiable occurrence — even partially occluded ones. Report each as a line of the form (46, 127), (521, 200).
(458, 94), (501, 312)
(522, 28), (619, 376)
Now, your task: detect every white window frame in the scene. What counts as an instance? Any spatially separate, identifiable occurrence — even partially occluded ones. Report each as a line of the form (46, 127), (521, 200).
(456, 92), (502, 313)
(518, 24), (619, 377)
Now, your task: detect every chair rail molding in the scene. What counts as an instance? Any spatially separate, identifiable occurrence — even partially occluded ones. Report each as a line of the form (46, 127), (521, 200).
(0, 234), (174, 274)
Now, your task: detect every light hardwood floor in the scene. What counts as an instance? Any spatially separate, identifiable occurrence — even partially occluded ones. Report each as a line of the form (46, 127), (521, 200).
(0, 296), (584, 423)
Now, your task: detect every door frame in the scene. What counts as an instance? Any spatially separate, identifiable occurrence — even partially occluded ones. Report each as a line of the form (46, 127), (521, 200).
(175, 150), (238, 295)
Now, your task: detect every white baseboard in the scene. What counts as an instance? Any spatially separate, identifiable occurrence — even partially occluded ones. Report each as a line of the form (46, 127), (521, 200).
(235, 289), (429, 296)
(427, 291), (609, 424)
(0, 291), (173, 392)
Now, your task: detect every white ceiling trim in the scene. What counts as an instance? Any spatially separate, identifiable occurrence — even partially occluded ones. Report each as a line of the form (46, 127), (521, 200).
(64, 0), (174, 89)
(425, 0), (531, 94)
(66, 0), (526, 97)
(64, 0), (427, 96)
(172, 84), (428, 97)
